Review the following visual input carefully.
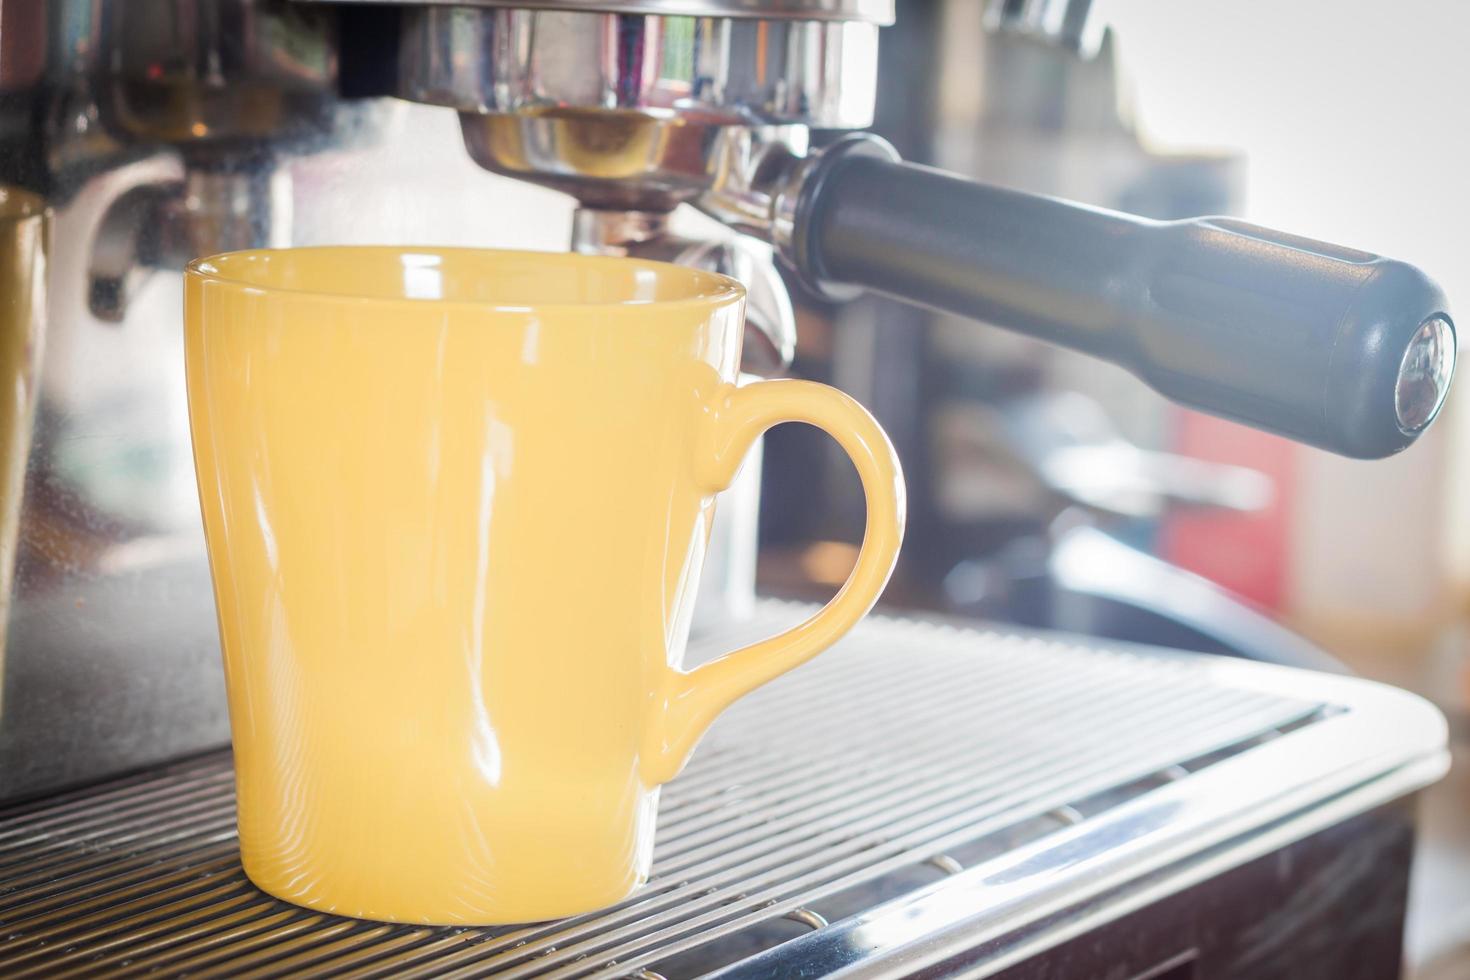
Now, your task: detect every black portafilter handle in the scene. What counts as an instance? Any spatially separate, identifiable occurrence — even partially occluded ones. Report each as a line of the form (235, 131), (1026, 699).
(787, 135), (1456, 459)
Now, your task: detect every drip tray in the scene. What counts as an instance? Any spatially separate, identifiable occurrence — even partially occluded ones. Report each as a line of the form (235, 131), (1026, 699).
(0, 605), (1448, 978)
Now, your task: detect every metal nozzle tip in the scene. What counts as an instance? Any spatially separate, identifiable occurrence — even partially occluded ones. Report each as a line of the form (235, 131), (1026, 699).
(1396, 315), (1456, 433)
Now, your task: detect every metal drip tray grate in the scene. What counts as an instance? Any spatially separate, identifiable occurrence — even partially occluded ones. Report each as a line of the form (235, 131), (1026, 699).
(0, 606), (1446, 978)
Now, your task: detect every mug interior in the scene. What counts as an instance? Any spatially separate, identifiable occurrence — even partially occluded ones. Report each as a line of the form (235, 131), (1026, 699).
(186, 246), (742, 310)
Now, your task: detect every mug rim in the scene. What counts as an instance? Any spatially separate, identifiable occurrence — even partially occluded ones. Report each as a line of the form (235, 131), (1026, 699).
(185, 245), (746, 314)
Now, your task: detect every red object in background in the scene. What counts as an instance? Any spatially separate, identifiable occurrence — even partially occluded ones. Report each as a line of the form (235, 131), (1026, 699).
(1159, 410), (1296, 612)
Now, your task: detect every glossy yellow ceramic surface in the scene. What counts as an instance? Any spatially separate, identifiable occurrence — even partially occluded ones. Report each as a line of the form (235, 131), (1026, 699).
(184, 247), (904, 925)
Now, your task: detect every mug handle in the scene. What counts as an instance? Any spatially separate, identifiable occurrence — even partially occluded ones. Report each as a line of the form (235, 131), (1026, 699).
(643, 379), (906, 785)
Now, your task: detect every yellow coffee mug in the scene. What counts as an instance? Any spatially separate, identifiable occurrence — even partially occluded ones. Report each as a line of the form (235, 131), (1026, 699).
(184, 247), (904, 925)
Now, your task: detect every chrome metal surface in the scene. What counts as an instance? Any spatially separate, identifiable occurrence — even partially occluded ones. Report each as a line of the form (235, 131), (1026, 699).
(94, 0), (339, 145)
(408, 5), (874, 207)
(404, 8), (878, 126)
(459, 112), (811, 211)
(982, 0), (1105, 58)
(1396, 315), (1456, 433)
(87, 166), (294, 322)
(697, 127), (808, 244)
(0, 607), (1445, 978)
(767, 151), (816, 261)
(301, 0), (895, 25)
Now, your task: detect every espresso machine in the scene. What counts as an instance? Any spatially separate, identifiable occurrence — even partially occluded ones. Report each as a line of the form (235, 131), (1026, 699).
(0, 1), (1456, 977)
